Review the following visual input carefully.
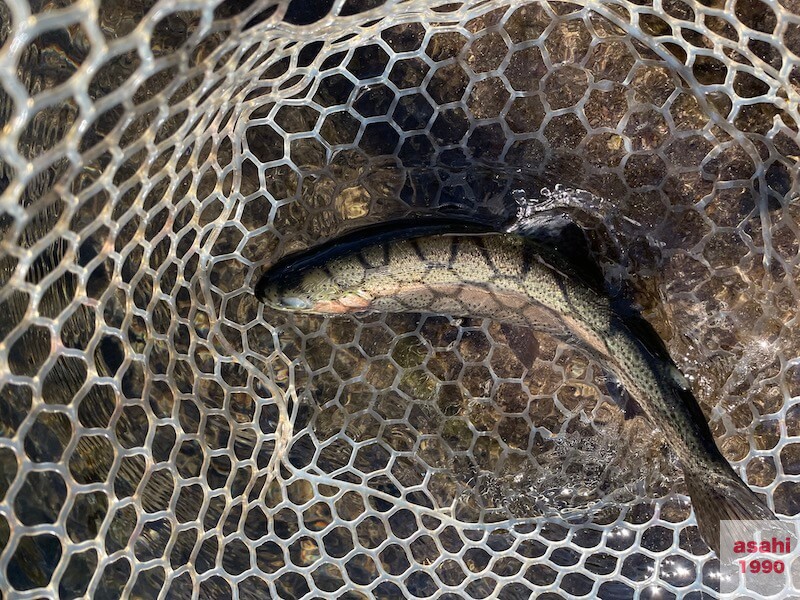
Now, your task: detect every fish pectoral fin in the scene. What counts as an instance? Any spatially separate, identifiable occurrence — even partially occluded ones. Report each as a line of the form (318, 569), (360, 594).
(685, 465), (785, 557)
(339, 292), (372, 309)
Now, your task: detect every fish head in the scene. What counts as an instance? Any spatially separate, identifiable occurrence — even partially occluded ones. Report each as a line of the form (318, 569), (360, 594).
(257, 263), (374, 314)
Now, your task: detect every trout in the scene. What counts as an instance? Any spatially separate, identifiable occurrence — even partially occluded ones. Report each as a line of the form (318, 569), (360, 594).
(255, 218), (780, 555)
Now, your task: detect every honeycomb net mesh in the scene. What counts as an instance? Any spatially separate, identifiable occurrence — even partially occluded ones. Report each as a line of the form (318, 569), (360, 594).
(0, 0), (799, 597)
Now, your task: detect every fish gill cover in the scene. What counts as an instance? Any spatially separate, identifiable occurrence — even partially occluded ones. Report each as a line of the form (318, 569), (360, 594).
(0, 0), (798, 598)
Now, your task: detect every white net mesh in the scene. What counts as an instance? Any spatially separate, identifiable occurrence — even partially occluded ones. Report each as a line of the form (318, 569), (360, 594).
(0, 0), (798, 597)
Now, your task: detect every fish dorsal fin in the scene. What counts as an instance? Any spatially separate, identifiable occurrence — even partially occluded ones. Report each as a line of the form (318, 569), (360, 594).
(507, 212), (607, 297)
(511, 212), (675, 369)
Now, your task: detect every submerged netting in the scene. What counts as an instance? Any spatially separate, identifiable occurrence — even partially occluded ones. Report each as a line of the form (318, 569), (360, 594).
(0, 0), (799, 597)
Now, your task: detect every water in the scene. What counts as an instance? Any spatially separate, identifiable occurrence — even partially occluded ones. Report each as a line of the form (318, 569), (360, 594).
(0, 0), (798, 597)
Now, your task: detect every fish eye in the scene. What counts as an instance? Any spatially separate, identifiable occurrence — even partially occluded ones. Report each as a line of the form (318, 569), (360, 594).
(279, 296), (312, 310)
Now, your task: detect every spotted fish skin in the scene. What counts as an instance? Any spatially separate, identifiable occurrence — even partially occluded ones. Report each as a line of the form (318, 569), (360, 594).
(256, 222), (780, 555)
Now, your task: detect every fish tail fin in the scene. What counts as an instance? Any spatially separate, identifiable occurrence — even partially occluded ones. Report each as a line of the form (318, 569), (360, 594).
(685, 465), (781, 556)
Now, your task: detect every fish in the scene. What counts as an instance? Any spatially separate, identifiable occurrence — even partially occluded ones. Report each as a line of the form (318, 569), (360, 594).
(255, 217), (781, 555)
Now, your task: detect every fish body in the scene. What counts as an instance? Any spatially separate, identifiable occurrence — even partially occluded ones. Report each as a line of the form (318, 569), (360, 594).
(256, 219), (780, 554)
